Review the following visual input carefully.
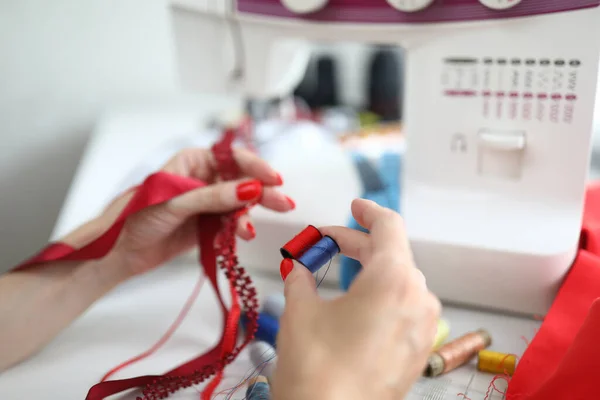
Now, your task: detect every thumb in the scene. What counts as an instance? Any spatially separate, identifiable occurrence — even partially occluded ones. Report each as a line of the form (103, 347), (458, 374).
(282, 259), (318, 304)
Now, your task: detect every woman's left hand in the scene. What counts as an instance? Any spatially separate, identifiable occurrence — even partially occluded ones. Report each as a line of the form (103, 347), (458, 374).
(62, 147), (295, 280)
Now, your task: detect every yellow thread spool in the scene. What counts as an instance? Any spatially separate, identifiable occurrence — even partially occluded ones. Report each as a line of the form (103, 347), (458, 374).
(433, 319), (450, 350)
(477, 350), (517, 376)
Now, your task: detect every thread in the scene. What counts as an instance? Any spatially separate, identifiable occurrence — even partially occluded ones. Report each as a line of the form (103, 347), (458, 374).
(246, 376), (271, 400)
(477, 350), (517, 376)
(297, 236), (340, 274)
(100, 274), (206, 382)
(263, 294), (285, 320)
(484, 374), (510, 400)
(433, 319), (451, 350)
(424, 329), (492, 377)
(280, 225), (322, 259)
(214, 349), (276, 399)
(316, 258), (332, 288)
(213, 345), (277, 399)
(249, 341), (277, 380)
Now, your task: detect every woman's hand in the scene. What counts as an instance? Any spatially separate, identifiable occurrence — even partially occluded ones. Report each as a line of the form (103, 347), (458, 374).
(62, 147), (295, 281)
(272, 199), (441, 400)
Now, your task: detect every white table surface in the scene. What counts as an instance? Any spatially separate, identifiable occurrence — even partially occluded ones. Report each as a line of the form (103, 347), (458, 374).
(0, 100), (542, 400)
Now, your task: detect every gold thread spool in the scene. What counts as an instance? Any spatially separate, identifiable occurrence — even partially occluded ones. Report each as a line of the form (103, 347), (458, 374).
(477, 350), (517, 376)
(433, 319), (450, 350)
(425, 329), (492, 377)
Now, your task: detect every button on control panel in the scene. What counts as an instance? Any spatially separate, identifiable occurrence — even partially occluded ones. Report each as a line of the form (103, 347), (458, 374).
(281, 0), (328, 14)
(477, 129), (527, 180)
(387, 0), (436, 12)
(478, 0), (523, 10)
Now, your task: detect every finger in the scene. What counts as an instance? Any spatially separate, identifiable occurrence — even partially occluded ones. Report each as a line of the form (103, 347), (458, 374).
(162, 148), (213, 181)
(351, 198), (410, 255)
(162, 147), (283, 187)
(259, 188), (295, 212)
(283, 260), (318, 305)
(166, 178), (264, 217)
(318, 226), (371, 262)
(236, 214), (256, 241)
(230, 148), (283, 186)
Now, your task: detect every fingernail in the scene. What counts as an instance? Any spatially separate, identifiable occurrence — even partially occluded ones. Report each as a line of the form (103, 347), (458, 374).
(236, 180), (263, 202)
(285, 196), (296, 210)
(280, 259), (294, 281)
(246, 222), (256, 239)
(275, 173), (284, 186)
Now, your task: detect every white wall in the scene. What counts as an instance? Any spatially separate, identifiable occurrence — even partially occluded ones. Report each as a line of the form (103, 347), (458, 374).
(0, 0), (179, 269)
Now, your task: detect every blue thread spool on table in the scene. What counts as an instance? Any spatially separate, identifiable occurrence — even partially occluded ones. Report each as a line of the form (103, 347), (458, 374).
(246, 376), (271, 400)
(255, 313), (279, 348)
(240, 312), (279, 348)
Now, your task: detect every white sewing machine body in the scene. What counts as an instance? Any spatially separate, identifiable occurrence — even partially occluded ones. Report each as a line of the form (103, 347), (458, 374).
(169, 0), (600, 316)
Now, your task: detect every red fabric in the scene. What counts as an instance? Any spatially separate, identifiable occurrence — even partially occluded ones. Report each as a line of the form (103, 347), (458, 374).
(11, 132), (258, 400)
(507, 183), (600, 400)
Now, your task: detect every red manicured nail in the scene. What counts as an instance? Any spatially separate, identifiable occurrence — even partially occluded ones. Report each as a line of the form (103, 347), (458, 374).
(275, 173), (284, 186)
(246, 222), (256, 238)
(236, 180), (263, 201)
(285, 196), (296, 210)
(280, 259), (294, 281)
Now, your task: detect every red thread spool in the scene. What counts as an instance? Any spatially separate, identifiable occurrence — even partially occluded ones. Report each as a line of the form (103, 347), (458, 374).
(280, 225), (322, 259)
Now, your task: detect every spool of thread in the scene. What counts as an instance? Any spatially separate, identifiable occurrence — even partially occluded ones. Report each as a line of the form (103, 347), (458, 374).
(280, 225), (322, 259)
(297, 236), (340, 274)
(425, 329), (492, 377)
(246, 376), (271, 400)
(263, 293), (286, 320)
(477, 350), (517, 376)
(249, 341), (277, 379)
(254, 312), (279, 348)
(433, 319), (450, 350)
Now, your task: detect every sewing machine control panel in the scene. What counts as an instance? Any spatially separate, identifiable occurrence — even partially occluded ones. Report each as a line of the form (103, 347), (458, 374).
(236, 0), (600, 23)
(407, 47), (595, 202)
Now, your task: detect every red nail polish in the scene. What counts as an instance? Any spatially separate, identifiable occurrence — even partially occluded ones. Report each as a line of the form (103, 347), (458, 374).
(275, 173), (284, 186)
(285, 196), (296, 210)
(246, 222), (256, 238)
(236, 180), (262, 201)
(280, 259), (294, 281)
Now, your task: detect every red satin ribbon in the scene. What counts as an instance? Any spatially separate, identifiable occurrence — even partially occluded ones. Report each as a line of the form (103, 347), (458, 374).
(507, 183), (600, 400)
(12, 132), (257, 400)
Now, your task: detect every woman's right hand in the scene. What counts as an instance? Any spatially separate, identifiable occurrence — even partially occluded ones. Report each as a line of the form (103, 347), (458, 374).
(272, 199), (441, 400)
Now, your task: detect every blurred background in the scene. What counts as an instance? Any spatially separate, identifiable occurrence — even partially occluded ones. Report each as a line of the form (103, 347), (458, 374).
(1, 0), (600, 271)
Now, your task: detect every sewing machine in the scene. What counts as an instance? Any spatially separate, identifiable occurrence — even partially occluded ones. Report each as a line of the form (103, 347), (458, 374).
(168, 0), (600, 317)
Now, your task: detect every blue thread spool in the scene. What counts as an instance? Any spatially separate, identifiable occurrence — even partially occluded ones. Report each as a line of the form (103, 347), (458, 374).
(263, 293), (285, 320)
(249, 341), (277, 379)
(297, 235), (340, 274)
(254, 312), (279, 348)
(246, 377), (271, 400)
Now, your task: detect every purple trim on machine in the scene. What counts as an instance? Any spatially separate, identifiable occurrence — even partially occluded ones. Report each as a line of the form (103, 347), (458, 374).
(237, 0), (600, 24)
